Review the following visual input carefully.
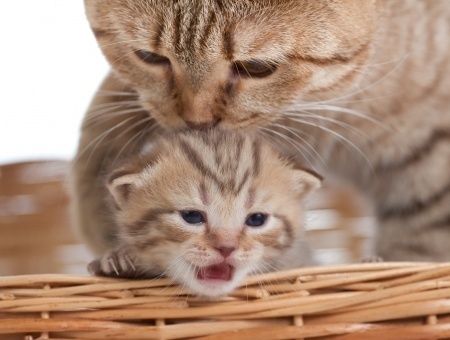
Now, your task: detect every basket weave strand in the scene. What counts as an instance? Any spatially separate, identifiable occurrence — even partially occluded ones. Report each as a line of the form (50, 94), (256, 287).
(1, 262), (450, 339)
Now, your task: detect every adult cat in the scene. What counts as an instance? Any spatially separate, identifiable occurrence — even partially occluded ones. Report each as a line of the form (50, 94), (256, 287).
(72, 0), (450, 261)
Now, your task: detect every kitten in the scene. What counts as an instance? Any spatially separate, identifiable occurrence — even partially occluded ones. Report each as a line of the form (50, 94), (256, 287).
(88, 129), (320, 297)
(72, 1), (450, 261)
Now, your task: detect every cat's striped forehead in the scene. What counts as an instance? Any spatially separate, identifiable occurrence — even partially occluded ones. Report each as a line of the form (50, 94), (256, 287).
(118, 0), (329, 64)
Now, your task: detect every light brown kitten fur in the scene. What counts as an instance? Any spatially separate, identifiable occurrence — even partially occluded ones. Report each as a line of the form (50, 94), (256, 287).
(73, 1), (450, 261)
(88, 129), (320, 297)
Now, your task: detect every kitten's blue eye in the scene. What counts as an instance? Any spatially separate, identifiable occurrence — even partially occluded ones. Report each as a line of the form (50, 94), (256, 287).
(134, 49), (170, 65)
(181, 210), (204, 224)
(245, 213), (268, 227)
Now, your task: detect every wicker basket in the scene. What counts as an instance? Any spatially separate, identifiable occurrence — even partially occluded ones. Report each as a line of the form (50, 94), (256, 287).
(2, 262), (450, 339)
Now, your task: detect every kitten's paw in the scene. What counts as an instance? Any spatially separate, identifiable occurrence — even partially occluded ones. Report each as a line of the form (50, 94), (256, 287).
(88, 248), (138, 278)
(361, 255), (384, 263)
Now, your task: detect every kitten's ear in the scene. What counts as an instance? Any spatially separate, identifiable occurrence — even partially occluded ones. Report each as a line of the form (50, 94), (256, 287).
(291, 169), (322, 197)
(107, 170), (141, 206)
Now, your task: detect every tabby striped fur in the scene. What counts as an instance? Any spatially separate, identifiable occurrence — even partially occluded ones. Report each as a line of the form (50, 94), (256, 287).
(72, 0), (450, 261)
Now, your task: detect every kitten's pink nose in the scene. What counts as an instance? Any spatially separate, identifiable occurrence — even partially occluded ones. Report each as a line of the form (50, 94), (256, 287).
(215, 247), (235, 258)
(185, 119), (218, 130)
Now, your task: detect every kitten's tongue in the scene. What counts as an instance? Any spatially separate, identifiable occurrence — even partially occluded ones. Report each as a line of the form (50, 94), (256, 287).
(197, 263), (232, 281)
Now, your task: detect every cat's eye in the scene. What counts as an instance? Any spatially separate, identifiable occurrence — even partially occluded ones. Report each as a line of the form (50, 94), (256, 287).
(245, 213), (268, 227)
(134, 49), (170, 65)
(180, 210), (205, 224)
(234, 60), (277, 78)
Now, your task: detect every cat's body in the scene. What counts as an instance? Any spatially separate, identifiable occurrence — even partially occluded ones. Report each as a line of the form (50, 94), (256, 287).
(88, 129), (320, 297)
(72, 1), (450, 261)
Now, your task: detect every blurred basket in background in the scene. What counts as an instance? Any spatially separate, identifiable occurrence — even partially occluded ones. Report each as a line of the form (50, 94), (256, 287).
(0, 160), (90, 276)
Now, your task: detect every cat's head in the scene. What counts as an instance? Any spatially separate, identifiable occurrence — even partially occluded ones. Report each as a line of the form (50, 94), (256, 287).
(85, 0), (377, 130)
(106, 129), (320, 296)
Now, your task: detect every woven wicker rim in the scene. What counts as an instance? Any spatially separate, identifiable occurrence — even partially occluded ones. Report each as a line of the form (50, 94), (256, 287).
(1, 262), (450, 339)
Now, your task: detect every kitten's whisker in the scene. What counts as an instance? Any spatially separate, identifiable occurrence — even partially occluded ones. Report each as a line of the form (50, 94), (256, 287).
(250, 261), (282, 301)
(144, 250), (189, 294)
(155, 252), (186, 283)
(166, 258), (190, 295)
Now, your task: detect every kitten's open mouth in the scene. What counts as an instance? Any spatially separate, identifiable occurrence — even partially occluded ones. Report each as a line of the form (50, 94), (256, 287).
(196, 263), (233, 281)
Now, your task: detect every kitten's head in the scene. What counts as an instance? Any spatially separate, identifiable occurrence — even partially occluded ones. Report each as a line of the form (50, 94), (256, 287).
(85, 0), (377, 129)
(107, 130), (320, 297)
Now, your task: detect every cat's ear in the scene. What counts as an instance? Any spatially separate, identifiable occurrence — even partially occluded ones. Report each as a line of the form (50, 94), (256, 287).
(106, 170), (142, 206)
(291, 168), (322, 197)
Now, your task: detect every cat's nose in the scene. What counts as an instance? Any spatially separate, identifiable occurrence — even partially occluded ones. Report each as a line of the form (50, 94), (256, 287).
(215, 246), (235, 258)
(185, 119), (219, 130)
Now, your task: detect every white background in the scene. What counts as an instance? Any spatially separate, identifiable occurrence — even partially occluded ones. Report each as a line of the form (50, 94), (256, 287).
(0, 1), (109, 164)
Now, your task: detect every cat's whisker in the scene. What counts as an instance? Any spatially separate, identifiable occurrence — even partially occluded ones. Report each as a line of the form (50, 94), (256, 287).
(102, 116), (155, 157)
(361, 52), (415, 70)
(260, 127), (320, 171)
(285, 116), (375, 173)
(73, 116), (137, 167)
(269, 122), (328, 168)
(98, 38), (149, 49)
(96, 90), (138, 97)
(318, 91), (401, 106)
(87, 117), (153, 170)
(109, 49), (141, 69)
(110, 119), (160, 166)
(286, 103), (388, 130)
(85, 101), (141, 115)
(88, 100), (141, 115)
(89, 98), (141, 114)
(85, 107), (146, 128)
(307, 50), (412, 107)
(283, 112), (368, 141)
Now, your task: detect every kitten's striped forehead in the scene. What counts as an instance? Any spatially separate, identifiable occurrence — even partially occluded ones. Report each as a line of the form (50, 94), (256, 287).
(170, 130), (264, 196)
